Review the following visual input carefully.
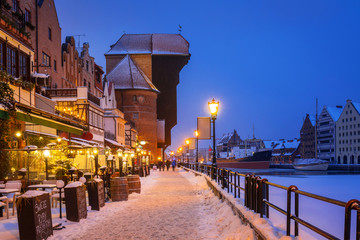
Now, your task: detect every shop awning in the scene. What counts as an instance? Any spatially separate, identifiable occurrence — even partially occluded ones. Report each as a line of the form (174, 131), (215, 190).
(105, 138), (124, 148)
(25, 130), (59, 138)
(31, 72), (49, 78)
(17, 111), (83, 135)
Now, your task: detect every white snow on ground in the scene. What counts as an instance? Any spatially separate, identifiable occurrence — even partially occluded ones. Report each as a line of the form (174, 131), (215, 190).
(0, 169), (257, 240)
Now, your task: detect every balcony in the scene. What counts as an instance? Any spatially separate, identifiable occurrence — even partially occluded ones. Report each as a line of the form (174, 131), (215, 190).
(47, 88), (77, 98)
(88, 91), (100, 106)
(0, 3), (31, 44)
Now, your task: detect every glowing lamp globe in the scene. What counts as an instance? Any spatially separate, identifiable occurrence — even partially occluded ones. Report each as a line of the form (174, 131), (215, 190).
(208, 98), (219, 119)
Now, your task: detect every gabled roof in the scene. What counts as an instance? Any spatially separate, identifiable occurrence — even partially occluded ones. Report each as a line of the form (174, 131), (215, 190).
(309, 115), (316, 126)
(106, 55), (159, 93)
(326, 106), (342, 121)
(105, 34), (190, 56)
(352, 102), (360, 115)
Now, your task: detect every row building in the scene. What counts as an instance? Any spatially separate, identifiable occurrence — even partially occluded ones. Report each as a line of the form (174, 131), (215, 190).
(300, 100), (360, 165)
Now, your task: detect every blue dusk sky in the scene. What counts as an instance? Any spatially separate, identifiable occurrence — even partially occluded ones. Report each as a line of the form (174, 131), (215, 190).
(55, 0), (360, 150)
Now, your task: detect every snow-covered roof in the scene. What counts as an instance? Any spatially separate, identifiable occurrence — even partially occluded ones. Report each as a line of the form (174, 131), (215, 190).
(218, 133), (232, 145)
(326, 106), (342, 121)
(352, 102), (360, 115)
(106, 34), (190, 56)
(274, 140), (300, 150)
(263, 140), (281, 149)
(106, 55), (159, 93)
(309, 115), (316, 126)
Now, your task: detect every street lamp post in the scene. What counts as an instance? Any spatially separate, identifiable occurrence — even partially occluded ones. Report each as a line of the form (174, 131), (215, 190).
(117, 149), (123, 177)
(43, 147), (50, 180)
(194, 130), (199, 171)
(93, 148), (99, 177)
(208, 98), (219, 180)
(185, 139), (190, 167)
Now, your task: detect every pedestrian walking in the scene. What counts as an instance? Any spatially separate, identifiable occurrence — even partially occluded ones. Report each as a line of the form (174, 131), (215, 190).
(165, 160), (170, 171)
(162, 161), (165, 171)
(171, 159), (176, 171)
(158, 161), (162, 171)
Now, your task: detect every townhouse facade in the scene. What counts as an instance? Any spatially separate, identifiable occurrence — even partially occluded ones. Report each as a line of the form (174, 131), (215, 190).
(317, 106), (342, 162)
(336, 100), (360, 164)
(300, 114), (316, 159)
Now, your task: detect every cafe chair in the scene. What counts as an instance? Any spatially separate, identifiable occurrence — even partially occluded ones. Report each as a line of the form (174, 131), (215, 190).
(51, 188), (65, 208)
(4, 182), (22, 215)
(0, 196), (9, 219)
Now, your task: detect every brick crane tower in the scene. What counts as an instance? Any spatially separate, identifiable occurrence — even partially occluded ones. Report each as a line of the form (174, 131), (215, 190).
(105, 34), (190, 162)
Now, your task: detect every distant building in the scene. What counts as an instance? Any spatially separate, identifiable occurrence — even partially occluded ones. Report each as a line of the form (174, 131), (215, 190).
(271, 139), (301, 164)
(77, 42), (103, 98)
(101, 80), (126, 148)
(61, 36), (82, 88)
(23, 0), (64, 88)
(217, 130), (265, 158)
(336, 100), (360, 164)
(317, 105), (342, 162)
(300, 114), (316, 158)
(94, 63), (104, 98)
(216, 130), (241, 155)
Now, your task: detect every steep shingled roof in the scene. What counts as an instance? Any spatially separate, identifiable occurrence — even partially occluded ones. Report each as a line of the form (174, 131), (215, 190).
(105, 34), (190, 56)
(106, 55), (159, 93)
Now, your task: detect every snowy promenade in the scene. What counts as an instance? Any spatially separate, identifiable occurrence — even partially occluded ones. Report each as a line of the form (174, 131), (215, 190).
(0, 169), (255, 240)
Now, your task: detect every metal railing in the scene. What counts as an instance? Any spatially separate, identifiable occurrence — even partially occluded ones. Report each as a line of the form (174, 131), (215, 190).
(46, 88), (77, 97)
(184, 163), (360, 240)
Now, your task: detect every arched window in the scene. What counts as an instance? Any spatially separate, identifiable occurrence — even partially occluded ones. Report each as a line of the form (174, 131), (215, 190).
(358, 156), (360, 164)
(350, 155), (355, 164)
(343, 155), (348, 164)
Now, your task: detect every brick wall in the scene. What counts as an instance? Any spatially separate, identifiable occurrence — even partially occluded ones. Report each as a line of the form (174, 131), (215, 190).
(115, 89), (158, 160)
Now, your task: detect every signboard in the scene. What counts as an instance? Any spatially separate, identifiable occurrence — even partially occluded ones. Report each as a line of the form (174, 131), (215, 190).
(87, 179), (105, 211)
(197, 117), (211, 139)
(17, 192), (53, 240)
(65, 184), (87, 222)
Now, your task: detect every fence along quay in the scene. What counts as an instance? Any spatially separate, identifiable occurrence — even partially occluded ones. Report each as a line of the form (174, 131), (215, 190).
(183, 163), (360, 240)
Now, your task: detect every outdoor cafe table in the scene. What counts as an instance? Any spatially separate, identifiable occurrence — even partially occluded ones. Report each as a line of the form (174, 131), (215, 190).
(27, 184), (56, 191)
(0, 189), (19, 217)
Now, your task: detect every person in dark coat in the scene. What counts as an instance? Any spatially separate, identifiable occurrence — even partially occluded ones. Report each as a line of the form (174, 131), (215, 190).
(162, 161), (166, 171)
(171, 160), (176, 171)
(166, 160), (171, 171)
(158, 161), (163, 171)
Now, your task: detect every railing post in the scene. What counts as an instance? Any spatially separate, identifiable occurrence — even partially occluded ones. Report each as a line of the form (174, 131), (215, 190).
(221, 169), (225, 189)
(252, 176), (259, 212)
(287, 185), (298, 236)
(245, 174), (250, 208)
(237, 174), (240, 199)
(234, 172), (237, 198)
(258, 178), (267, 217)
(254, 176), (261, 213)
(227, 171), (230, 193)
(295, 191), (299, 237)
(344, 199), (360, 240)
(266, 183), (269, 218)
